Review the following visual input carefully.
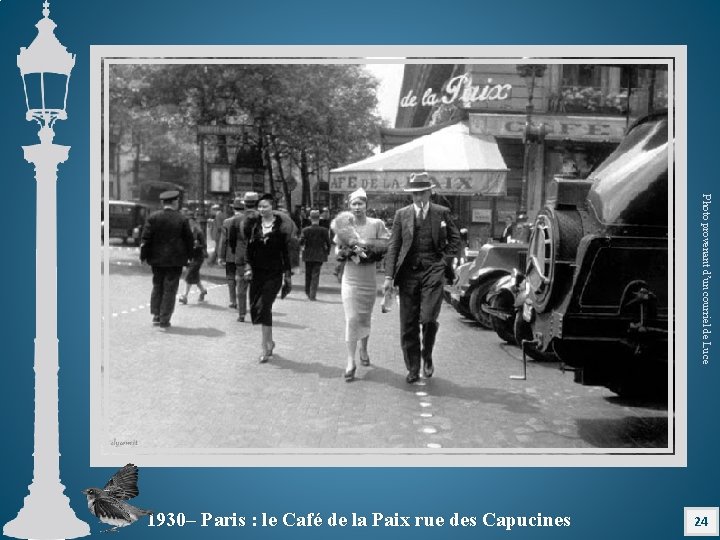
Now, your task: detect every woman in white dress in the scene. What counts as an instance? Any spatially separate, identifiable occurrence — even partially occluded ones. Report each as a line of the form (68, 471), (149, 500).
(335, 188), (390, 382)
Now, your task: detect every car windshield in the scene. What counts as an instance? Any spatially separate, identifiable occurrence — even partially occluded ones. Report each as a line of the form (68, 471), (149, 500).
(109, 204), (134, 215)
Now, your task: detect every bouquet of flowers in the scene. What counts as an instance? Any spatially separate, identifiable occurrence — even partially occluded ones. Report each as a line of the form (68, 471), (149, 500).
(333, 211), (368, 264)
(333, 211), (389, 264)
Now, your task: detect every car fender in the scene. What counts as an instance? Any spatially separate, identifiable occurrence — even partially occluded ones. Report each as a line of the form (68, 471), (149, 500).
(467, 268), (511, 298)
(486, 273), (516, 302)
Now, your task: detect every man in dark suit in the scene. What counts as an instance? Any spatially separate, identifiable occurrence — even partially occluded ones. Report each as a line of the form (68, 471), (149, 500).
(209, 202), (229, 265)
(501, 215), (516, 243)
(319, 207), (331, 229)
(139, 190), (194, 328)
(218, 197), (245, 311)
(300, 209), (331, 301)
(383, 173), (461, 383)
(225, 191), (260, 322)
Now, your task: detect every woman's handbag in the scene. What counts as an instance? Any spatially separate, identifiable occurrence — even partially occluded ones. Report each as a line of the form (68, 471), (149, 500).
(280, 274), (292, 299)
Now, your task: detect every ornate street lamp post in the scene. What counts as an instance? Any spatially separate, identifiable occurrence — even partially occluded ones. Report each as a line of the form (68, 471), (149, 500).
(515, 63), (547, 214)
(3, 2), (90, 539)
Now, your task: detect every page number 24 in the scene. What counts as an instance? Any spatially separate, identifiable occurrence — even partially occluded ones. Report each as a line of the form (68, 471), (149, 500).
(684, 507), (719, 536)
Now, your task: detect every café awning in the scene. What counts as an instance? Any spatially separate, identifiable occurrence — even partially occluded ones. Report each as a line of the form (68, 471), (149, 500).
(330, 122), (509, 196)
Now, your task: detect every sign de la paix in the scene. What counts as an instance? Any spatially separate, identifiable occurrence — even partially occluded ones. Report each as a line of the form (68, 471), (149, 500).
(328, 170), (506, 196)
(399, 73), (513, 109)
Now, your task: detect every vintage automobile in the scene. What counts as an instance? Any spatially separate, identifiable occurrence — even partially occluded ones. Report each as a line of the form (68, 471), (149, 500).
(445, 242), (527, 327)
(102, 200), (151, 246)
(487, 111), (670, 396)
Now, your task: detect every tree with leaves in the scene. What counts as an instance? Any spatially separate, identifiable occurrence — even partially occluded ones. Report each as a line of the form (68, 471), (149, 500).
(109, 63), (382, 209)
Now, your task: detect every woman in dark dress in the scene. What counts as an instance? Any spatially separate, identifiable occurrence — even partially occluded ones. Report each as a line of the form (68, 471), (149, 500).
(243, 194), (292, 363)
(179, 210), (208, 304)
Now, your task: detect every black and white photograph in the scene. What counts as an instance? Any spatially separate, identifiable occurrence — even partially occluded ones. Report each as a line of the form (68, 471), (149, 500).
(94, 52), (680, 466)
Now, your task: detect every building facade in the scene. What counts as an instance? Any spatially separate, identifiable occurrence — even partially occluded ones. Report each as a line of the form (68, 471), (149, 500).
(379, 63), (668, 246)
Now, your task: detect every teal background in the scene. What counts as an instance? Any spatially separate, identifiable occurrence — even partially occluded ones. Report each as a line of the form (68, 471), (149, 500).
(0, 0), (712, 538)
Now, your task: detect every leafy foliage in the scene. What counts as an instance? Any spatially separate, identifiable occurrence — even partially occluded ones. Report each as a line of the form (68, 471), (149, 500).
(109, 64), (383, 206)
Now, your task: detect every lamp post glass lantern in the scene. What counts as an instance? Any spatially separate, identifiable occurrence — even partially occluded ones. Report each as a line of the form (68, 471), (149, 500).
(18, 0), (75, 135)
(3, 2), (90, 539)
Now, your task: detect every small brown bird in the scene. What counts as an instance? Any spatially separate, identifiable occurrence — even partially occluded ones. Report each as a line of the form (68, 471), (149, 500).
(82, 463), (152, 533)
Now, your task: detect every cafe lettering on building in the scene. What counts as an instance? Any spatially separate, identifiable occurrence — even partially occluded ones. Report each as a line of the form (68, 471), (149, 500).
(399, 73), (514, 109)
(329, 170), (506, 196)
(329, 122), (510, 197)
(469, 113), (627, 142)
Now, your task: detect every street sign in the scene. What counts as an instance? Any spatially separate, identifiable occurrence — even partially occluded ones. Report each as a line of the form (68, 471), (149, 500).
(197, 125), (247, 136)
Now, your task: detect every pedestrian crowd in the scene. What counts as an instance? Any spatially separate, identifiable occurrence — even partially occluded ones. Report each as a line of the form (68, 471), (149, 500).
(138, 171), (461, 385)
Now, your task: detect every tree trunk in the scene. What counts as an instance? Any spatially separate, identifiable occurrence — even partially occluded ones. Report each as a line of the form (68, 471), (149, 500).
(314, 151), (322, 207)
(271, 136), (291, 209)
(300, 148), (311, 207)
(262, 132), (276, 198)
(133, 141), (140, 200)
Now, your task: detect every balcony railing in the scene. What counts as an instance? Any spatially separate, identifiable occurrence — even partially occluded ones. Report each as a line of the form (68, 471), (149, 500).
(548, 86), (668, 116)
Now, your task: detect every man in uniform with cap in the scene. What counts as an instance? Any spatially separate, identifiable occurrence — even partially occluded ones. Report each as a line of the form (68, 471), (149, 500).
(300, 209), (331, 301)
(383, 172), (460, 383)
(139, 190), (194, 328)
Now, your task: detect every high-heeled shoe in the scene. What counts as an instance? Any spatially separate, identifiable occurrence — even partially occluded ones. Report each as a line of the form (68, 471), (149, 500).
(198, 290), (207, 302)
(259, 341), (276, 364)
(344, 365), (357, 382)
(178, 295), (188, 305)
(359, 351), (370, 367)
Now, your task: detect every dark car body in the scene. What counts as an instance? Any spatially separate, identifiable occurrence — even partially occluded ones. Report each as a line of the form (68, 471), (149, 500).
(516, 112), (670, 395)
(445, 242), (527, 327)
(103, 200), (151, 246)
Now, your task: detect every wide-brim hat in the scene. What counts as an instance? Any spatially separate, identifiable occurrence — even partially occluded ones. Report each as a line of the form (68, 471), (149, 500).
(403, 172), (436, 192)
(159, 190), (180, 202)
(243, 191), (260, 203)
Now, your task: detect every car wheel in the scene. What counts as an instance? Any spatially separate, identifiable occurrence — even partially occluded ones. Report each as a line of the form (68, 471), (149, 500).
(526, 210), (583, 313)
(469, 286), (492, 329)
(489, 291), (516, 344)
(455, 295), (474, 320)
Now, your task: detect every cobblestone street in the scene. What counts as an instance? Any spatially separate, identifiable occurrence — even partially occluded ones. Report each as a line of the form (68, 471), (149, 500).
(101, 244), (669, 454)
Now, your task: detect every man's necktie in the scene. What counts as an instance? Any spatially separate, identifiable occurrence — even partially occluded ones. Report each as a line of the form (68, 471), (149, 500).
(418, 207), (425, 221)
